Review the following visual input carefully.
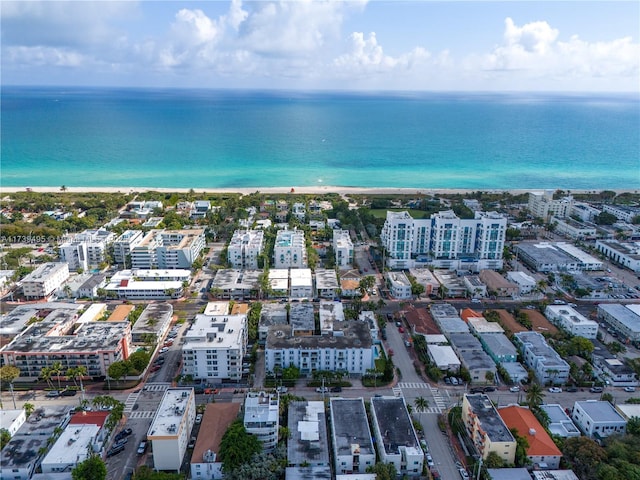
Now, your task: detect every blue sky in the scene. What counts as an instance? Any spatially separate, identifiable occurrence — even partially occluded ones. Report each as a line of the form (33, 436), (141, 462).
(2, 1), (638, 91)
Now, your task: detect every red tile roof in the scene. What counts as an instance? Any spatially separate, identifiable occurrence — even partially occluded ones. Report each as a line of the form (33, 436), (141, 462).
(498, 406), (562, 457)
(404, 306), (440, 335)
(70, 410), (110, 427)
(460, 308), (482, 322)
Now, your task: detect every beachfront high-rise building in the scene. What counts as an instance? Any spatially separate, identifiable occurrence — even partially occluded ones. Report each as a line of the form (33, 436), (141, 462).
(528, 191), (574, 220)
(273, 229), (307, 269)
(381, 210), (507, 270)
(59, 229), (115, 272)
(130, 229), (205, 269)
(227, 229), (265, 270)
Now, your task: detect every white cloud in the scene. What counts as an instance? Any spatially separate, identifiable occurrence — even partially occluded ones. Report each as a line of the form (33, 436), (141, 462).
(480, 17), (639, 83)
(5, 46), (85, 67)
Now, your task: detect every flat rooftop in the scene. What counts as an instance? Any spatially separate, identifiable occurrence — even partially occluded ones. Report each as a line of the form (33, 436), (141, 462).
(184, 314), (246, 349)
(266, 321), (372, 350)
(148, 388), (195, 438)
(288, 401), (330, 466)
(465, 394), (515, 443)
(575, 400), (626, 423)
(329, 398), (375, 458)
(21, 262), (68, 283)
(370, 397), (419, 455)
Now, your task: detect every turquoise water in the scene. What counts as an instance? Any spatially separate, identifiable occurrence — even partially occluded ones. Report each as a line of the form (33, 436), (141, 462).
(1, 87), (639, 189)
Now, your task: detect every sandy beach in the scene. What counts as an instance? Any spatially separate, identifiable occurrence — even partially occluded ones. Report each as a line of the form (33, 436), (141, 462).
(1, 186), (625, 196)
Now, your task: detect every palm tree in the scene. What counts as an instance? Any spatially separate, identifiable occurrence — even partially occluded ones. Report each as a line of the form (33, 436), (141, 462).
(50, 361), (64, 390)
(525, 383), (545, 409)
(414, 396), (429, 425)
(41, 366), (54, 389)
(24, 402), (35, 417)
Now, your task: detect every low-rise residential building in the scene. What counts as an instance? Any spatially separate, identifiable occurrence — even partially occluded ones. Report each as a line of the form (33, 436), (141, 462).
(59, 228), (115, 272)
(550, 217), (597, 240)
(315, 268), (339, 299)
(190, 403), (240, 480)
(130, 229), (205, 270)
(461, 394), (516, 463)
(370, 397), (423, 477)
(244, 391), (279, 451)
(0, 302), (81, 342)
(449, 333), (497, 383)
(595, 240), (640, 273)
(148, 388), (197, 471)
(531, 471), (580, 480)
(602, 204), (640, 223)
(104, 269), (189, 300)
(506, 271), (537, 295)
(514, 332), (570, 385)
(528, 191), (573, 220)
(41, 411), (110, 473)
(500, 362), (529, 384)
(545, 305), (598, 339)
(571, 400), (627, 439)
(211, 269), (261, 300)
(292, 202), (306, 221)
(318, 301), (345, 334)
(479, 270), (519, 298)
(553, 242), (603, 271)
(77, 273), (107, 299)
(597, 303), (640, 343)
(386, 271), (412, 299)
(479, 333), (518, 363)
(330, 398), (376, 475)
(123, 200), (163, 218)
(288, 401), (330, 467)
(112, 230), (144, 267)
(591, 341), (638, 387)
(190, 200), (211, 219)
(409, 268), (440, 297)
(430, 303), (470, 335)
(539, 404), (581, 438)
(427, 344), (461, 371)
(464, 275), (488, 298)
(258, 303), (288, 343)
(131, 303), (173, 345)
(21, 262), (70, 299)
(290, 268), (313, 298)
(268, 268), (289, 297)
(514, 242), (579, 273)
(265, 321), (374, 375)
(333, 230), (354, 269)
(274, 229), (307, 269)
(358, 311), (379, 342)
(571, 202), (601, 222)
(227, 230), (265, 270)
(181, 314), (248, 381)
(0, 406), (70, 480)
(0, 409), (26, 437)
(1, 316), (131, 380)
(290, 303), (315, 336)
(467, 317), (504, 335)
(498, 405), (563, 469)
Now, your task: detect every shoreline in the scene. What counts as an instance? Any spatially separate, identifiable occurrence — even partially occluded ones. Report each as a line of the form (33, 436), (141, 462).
(2, 186), (635, 196)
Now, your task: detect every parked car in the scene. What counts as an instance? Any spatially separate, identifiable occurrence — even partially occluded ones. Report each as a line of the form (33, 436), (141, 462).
(108, 444), (126, 457)
(444, 377), (451, 385)
(624, 386), (636, 392)
(471, 298), (481, 304)
(330, 386), (342, 392)
(566, 386), (578, 393)
(60, 389), (77, 396)
(450, 377), (459, 386)
(113, 438), (128, 448)
(459, 468), (470, 479)
(137, 441), (147, 455)
(46, 390), (60, 398)
(159, 347), (169, 354)
(315, 387), (329, 393)
(426, 454), (434, 467)
(509, 386), (520, 392)
(470, 388), (484, 394)
(114, 428), (133, 442)
(195, 413), (203, 424)
(590, 386), (604, 393)
(549, 387), (563, 393)
(398, 327), (404, 333)
(483, 386), (496, 392)
(276, 386), (288, 393)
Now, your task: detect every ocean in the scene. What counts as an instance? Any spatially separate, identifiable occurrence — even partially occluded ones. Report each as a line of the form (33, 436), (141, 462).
(1, 87), (638, 190)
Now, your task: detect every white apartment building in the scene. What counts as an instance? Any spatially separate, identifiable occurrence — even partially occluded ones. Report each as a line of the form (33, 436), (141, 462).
(190, 200), (211, 219)
(386, 271), (412, 299)
(381, 210), (506, 270)
(148, 388), (197, 471)
(181, 314), (248, 381)
(595, 240), (640, 273)
(571, 400), (627, 438)
(506, 271), (537, 294)
(227, 229), (265, 270)
(330, 398), (376, 475)
(370, 397), (423, 477)
(602, 204), (640, 223)
(244, 392), (279, 451)
(104, 269), (190, 300)
(112, 229), (144, 266)
(265, 321), (374, 375)
(130, 229), (205, 269)
(290, 268), (313, 298)
(333, 229), (354, 268)
(292, 202), (306, 221)
(21, 262), (69, 299)
(550, 217), (597, 240)
(59, 229), (115, 272)
(274, 229), (307, 268)
(545, 305), (598, 339)
(514, 332), (570, 385)
(41, 423), (100, 473)
(571, 202), (601, 222)
(315, 268), (340, 299)
(528, 191), (574, 220)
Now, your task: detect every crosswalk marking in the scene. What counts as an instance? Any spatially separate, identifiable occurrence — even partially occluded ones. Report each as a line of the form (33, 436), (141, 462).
(392, 387), (403, 397)
(123, 391), (140, 414)
(397, 382), (429, 389)
(128, 411), (156, 419)
(144, 382), (171, 392)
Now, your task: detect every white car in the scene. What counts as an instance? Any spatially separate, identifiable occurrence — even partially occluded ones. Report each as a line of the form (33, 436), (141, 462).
(159, 347), (169, 354)
(459, 468), (470, 479)
(276, 386), (288, 393)
(549, 387), (562, 393)
(315, 387), (329, 393)
(426, 454), (434, 467)
(509, 386), (520, 392)
(195, 414), (203, 424)
(624, 386), (636, 392)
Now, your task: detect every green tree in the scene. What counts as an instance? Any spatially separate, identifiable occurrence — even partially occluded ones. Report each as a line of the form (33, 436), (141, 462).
(511, 428), (531, 467)
(24, 403), (35, 417)
(0, 365), (20, 384)
(50, 361), (64, 389)
(219, 420), (262, 472)
(626, 416), (640, 436)
(366, 462), (397, 480)
(71, 455), (107, 480)
(525, 383), (545, 409)
(563, 436), (607, 480)
(484, 451), (505, 468)
(127, 350), (151, 372)
(107, 361), (130, 384)
(132, 466), (183, 480)
(485, 370), (495, 385)
(0, 429), (10, 450)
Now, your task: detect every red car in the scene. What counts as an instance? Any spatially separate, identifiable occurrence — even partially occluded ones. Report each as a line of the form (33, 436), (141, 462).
(398, 327), (404, 333)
